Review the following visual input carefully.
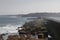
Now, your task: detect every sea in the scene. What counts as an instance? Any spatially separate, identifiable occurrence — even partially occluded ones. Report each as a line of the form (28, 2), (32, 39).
(0, 15), (34, 34)
(0, 15), (60, 34)
(0, 15), (60, 40)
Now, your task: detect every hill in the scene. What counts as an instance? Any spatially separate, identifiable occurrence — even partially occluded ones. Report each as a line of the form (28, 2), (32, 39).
(21, 13), (60, 17)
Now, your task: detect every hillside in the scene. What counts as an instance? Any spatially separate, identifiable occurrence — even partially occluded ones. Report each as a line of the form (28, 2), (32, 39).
(21, 13), (60, 17)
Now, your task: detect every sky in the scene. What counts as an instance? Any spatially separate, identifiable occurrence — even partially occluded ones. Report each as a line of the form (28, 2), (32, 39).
(0, 0), (60, 15)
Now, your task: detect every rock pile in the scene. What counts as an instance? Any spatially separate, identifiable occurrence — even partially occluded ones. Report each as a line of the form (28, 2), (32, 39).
(7, 35), (19, 40)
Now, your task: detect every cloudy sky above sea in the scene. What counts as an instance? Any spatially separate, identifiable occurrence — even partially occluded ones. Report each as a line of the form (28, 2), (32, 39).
(0, 0), (60, 15)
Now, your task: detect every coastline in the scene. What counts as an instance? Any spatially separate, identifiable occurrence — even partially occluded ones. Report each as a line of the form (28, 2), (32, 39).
(0, 32), (19, 40)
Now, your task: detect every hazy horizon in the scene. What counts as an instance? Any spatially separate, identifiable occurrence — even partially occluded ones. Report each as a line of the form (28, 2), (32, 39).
(0, 0), (60, 15)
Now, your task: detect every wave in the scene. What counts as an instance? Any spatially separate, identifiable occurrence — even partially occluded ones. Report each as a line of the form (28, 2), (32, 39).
(0, 24), (23, 34)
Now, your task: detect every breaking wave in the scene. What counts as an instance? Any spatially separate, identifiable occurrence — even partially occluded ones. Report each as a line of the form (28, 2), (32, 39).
(0, 24), (23, 34)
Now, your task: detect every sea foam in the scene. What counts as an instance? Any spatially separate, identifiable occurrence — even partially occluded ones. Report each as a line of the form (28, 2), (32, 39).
(0, 24), (22, 34)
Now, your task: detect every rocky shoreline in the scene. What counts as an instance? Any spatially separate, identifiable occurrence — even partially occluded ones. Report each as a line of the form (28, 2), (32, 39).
(0, 18), (48, 40)
(0, 33), (19, 40)
(0, 34), (48, 40)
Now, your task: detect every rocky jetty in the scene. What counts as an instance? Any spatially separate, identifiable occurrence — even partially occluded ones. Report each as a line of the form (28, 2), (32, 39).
(17, 19), (48, 40)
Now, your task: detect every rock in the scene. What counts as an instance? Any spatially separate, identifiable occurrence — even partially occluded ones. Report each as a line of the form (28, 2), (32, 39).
(0, 34), (3, 40)
(7, 35), (19, 40)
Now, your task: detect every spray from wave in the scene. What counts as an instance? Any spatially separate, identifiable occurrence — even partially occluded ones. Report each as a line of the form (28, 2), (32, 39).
(0, 24), (23, 34)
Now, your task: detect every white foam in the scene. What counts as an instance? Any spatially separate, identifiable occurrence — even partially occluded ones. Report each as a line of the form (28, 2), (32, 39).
(0, 24), (22, 34)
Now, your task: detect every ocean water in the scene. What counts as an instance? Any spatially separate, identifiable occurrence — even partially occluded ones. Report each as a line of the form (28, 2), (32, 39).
(0, 15), (31, 34)
(0, 15), (59, 34)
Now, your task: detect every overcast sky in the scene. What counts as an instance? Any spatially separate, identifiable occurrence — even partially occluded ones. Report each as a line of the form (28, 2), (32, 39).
(0, 0), (60, 15)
